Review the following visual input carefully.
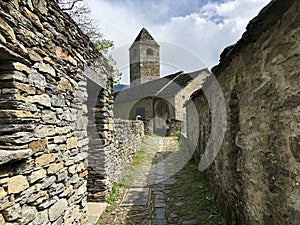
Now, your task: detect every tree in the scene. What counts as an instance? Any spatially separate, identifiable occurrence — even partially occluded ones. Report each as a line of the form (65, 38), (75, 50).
(58, 0), (122, 86)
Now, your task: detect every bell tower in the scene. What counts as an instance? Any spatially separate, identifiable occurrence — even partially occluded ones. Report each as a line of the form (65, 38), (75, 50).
(129, 28), (160, 87)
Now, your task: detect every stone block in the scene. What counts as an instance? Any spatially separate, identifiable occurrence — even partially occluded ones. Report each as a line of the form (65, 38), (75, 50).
(34, 125), (71, 138)
(28, 50), (43, 62)
(0, 200), (14, 211)
(49, 183), (65, 196)
(27, 191), (48, 204)
(42, 176), (56, 189)
(47, 143), (66, 153)
(51, 94), (65, 107)
(77, 181), (87, 196)
(7, 175), (29, 194)
(56, 172), (66, 182)
(0, 110), (36, 118)
(29, 139), (47, 154)
(41, 110), (57, 123)
(0, 187), (7, 200)
(14, 83), (36, 94)
(2, 203), (21, 221)
(79, 170), (88, 178)
(0, 18), (16, 43)
(31, 209), (48, 225)
(77, 162), (86, 172)
(53, 135), (66, 144)
(28, 169), (46, 183)
(35, 153), (55, 166)
(0, 214), (5, 225)
(68, 165), (76, 174)
(58, 77), (73, 92)
(21, 6), (44, 30)
(66, 137), (77, 150)
(27, 94), (51, 107)
(35, 62), (55, 76)
(0, 62), (31, 75)
(0, 178), (8, 185)
(79, 212), (88, 224)
(17, 183), (40, 204)
(74, 152), (88, 163)
(69, 174), (79, 184)
(0, 123), (35, 133)
(37, 196), (58, 210)
(48, 199), (68, 222)
(19, 206), (37, 224)
(0, 71), (27, 82)
(35, 0), (48, 15)
(47, 162), (64, 174)
(59, 186), (73, 197)
(0, 149), (31, 165)
(0, 132), (34, 144)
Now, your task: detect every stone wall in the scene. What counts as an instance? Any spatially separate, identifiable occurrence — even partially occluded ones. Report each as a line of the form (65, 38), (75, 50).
(87, 117), (144, 202)
(0, 0), (112, 224)
(112, 119), (144, 176)
(166, 119), (181, 136)
(186, 0), (300, 224)
(86, 76), (114, 202)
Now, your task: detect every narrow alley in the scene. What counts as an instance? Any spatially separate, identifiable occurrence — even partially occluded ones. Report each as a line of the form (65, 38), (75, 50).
(97, 136), (226, 225)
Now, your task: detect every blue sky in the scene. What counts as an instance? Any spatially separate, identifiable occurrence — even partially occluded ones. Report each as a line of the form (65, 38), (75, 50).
(88, 0), (271, 84)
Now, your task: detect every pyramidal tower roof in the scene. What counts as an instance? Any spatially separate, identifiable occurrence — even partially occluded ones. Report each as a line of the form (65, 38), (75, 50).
(131, 28), (159, 46)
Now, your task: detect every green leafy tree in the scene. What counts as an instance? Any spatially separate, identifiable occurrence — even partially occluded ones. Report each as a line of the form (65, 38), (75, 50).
(58, 0), (122, 86)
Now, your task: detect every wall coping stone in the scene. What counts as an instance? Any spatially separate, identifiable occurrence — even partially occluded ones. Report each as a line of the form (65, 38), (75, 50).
(0, 149), (32, 165)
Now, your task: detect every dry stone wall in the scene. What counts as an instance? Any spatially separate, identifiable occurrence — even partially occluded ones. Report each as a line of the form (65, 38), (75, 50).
(0, 0), (112, 224)
(186, 0), (300, 224)
(87, 114), (144, 202)
(111, 119), (144, 177)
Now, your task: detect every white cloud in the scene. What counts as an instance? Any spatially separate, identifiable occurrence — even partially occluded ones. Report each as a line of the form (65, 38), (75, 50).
(87, 0), (271, 84)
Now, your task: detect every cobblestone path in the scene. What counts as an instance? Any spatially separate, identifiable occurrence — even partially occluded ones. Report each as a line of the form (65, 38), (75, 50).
(97, 136), (226, 225)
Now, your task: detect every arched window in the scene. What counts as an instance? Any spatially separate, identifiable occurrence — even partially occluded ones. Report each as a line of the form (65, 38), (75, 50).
(146, 48), (153, 55)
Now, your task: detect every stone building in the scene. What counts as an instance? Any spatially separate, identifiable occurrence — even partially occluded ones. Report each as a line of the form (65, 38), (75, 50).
(114, 28), (209, 133)
(129, 28), (160, 86)
(185, 0), (300, 224)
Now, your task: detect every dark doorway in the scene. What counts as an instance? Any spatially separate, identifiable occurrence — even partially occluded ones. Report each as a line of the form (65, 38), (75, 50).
(136, 107), (146, 120)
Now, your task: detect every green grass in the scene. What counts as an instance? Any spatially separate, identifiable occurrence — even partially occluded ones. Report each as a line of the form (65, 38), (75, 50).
(119, 149), (146, 187)
(131, 148), (147, 167)
(187, 164), (227, 225)
(141, 136), (146, 142)
(106, 182), (119, 204)
(118, 143), (150, 187)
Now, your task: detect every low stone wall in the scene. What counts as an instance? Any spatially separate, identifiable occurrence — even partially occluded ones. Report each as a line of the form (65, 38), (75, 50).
(186, 0), (300, 224)
(87, 118), (144, 201)
(167, 119), (182, 136)
(143, 119), (181, 136)
(0, 0), (111, 224)
(112, 119), (145, 176)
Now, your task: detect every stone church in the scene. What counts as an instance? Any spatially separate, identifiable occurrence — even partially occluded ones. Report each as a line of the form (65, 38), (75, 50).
(114, 28), (209, 133)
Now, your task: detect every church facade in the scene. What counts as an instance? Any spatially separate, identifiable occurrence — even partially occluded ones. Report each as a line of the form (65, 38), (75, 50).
(114, 28), (209, 133)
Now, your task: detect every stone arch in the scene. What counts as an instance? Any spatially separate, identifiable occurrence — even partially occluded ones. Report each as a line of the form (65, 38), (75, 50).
(155, 100), (173, 120)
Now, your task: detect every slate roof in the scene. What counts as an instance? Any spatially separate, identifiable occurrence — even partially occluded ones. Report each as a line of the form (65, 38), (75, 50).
(130, 28), (159, 48)
(114, 69), (210, 103)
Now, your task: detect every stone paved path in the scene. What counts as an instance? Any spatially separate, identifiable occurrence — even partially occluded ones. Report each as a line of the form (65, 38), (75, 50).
(97, 136), (226, 225)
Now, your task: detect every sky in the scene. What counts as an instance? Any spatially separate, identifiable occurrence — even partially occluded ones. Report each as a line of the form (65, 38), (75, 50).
(87, 0), (272, 84)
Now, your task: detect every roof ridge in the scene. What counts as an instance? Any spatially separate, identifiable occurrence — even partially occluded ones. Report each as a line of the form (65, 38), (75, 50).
(155, 71), (184, 96)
